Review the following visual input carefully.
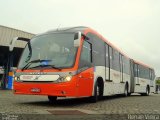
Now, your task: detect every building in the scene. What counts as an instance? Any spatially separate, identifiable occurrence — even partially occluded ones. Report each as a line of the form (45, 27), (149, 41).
(0, 25), (35, 89)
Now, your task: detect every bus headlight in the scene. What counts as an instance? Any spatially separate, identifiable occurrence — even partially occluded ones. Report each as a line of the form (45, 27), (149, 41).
(65, 76), (72, 81)
(14, 76), (17, 81)
(58, 75), (72, 82)
(14, 76), (20, 81)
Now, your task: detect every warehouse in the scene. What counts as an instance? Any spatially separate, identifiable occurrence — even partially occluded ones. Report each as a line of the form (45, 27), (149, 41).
(0, 25), (34, 89)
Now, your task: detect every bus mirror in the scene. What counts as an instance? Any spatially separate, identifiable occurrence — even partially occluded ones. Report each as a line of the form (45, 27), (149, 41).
(74, 32), (81, 47)
(9, 37), (30, 51)
(9, 37), (19, 52)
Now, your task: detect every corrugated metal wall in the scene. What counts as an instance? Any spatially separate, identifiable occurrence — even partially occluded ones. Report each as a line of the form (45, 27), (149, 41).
(0, 25), (35, 48)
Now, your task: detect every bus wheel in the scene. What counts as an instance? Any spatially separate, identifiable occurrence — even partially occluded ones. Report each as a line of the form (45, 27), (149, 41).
(89, 82), (99, 103)
(145, 86), (150, 96)
(141, 86), (150, 96)
(48, 96), (57, 103)
(127, 93), (131, 96)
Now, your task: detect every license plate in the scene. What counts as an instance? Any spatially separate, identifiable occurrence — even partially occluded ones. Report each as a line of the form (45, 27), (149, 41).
(31, 88), (41, 93)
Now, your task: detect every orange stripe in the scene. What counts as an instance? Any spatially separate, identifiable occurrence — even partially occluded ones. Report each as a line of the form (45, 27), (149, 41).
(9, 72), (14, 76)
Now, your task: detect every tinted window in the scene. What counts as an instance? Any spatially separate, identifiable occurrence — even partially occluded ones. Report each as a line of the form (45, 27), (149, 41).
(18, 33), (78, 69)
(123, 56), (130, 74)
(134, 63), (138, 77)
(106, 44), (109, 67)
(109, 46), (113, 69)
(138, 65), (150, 79)
(152, 70), (155, 80)
(112, 49), (120, 71)
(86, 33), (105, 66)
(79, 40), (92, 68)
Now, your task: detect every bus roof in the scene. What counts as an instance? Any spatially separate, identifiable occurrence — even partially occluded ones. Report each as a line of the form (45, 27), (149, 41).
(46, 26), (87, 34)
(34, 26), (87, 38)
(133, 60), (153, 69)
(83, 27), (130, 59)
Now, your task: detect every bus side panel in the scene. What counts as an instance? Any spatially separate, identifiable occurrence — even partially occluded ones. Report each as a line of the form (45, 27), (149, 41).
(134, 77), (150, 93)
(77, 67), (94, 97)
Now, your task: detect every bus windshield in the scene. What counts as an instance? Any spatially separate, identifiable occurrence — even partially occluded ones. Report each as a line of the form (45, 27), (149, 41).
(18, 33), (78, 70)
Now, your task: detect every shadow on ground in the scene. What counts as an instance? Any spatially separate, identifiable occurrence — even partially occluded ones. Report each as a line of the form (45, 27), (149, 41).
(18, 94), (143, 108)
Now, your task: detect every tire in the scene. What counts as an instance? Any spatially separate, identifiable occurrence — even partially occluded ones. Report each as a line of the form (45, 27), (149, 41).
(127, 93), (131, 96)
(141, 86), (150, 96)
(48, 96), (57, 103)
(89, 82), (99, 103)
(144, 86), (150, 96)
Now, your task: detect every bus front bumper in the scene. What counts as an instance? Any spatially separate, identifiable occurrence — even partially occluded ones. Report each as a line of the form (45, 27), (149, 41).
(13, 81), (77, 97)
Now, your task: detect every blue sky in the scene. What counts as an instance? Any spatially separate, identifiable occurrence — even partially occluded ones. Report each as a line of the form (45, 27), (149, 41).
(0, 0), (160, 75)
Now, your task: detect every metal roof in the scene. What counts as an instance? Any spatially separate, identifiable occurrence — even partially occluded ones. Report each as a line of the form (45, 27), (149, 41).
(0, 25), (35, 48)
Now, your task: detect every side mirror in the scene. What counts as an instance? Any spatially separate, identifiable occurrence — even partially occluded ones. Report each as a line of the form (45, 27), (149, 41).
(74, 32), (81, 47)
(9, 37), (18, 51)
(9, 37), (30, 51)
(12, 67), (17, 74)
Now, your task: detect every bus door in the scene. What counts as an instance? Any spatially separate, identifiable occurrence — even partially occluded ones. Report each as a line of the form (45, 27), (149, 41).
(105, 44), (109, 80)
(77, 40), (93, 96)
(134, 64), (139, 85)
(130, 59), (135, 92)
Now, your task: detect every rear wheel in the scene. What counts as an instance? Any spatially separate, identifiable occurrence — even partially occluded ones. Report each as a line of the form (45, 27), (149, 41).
(127, 93), (131, 96)
(141, 86), (150, 96)
(48, 96), (57, 103)
(145, 86), (150, 96)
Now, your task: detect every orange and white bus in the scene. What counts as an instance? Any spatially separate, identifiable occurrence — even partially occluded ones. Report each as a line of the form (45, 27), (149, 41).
(13, 26), (155, 102)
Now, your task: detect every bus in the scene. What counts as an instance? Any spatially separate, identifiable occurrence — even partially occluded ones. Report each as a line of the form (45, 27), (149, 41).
(13, 26), (155, 103)
(131, 60), (155, 95)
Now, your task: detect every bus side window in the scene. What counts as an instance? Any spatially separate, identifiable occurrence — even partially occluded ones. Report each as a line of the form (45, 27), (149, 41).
(134, 64), (138, 77)
(149, 69), (152, 80)
(152, 70), (155, 80)
(109, 46), (113, 69)
(106, 44), (109, 67)
(79, 41), (92, 68)
(112, 49), (120, 71)
(123, 57), (130, 75)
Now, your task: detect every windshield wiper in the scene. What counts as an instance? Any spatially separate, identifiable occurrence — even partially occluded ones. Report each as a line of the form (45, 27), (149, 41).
(21, 59), (52, 71)
(28, 64), (61, 70)
(44, 64), (61, 70)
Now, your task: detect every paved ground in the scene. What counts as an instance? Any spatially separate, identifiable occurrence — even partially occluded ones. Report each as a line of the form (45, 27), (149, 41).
(0, 90), (160, 120)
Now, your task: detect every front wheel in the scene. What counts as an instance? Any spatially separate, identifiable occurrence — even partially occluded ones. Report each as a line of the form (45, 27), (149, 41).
(89, 82), (100, 103)
(48, 96), (57, 103)
(90, 81), (104, 103)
